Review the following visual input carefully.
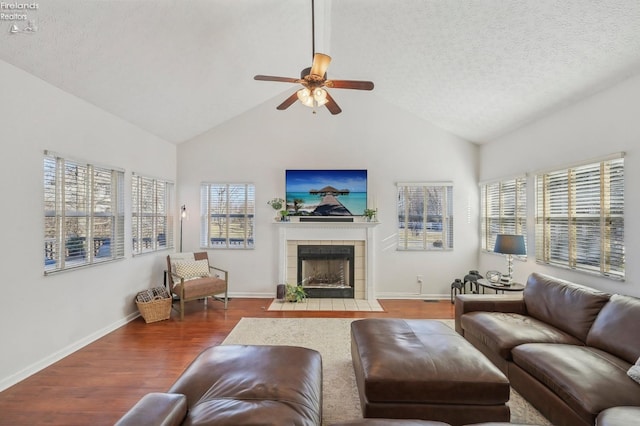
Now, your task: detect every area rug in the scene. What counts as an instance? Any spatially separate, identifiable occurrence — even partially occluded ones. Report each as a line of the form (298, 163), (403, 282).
(221, 317), (551, 426)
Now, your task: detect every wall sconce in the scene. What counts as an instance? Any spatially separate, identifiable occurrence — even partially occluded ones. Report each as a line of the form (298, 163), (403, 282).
(493, 234), (526, 284)
(180, 205), (186, 252)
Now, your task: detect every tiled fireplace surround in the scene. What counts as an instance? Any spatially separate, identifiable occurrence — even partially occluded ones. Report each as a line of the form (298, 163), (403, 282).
(276, 220), (377, 301)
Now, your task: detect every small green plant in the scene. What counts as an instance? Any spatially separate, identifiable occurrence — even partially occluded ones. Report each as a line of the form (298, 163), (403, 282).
(363, 208), (377, 221)
(286, 284), (307, 303)
(268, 197), (284, 211)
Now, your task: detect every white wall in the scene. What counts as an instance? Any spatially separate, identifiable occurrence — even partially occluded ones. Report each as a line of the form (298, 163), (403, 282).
(479, 73), (640, 297)
(177, 91), (480, 300)
(0, 61), (177, 390)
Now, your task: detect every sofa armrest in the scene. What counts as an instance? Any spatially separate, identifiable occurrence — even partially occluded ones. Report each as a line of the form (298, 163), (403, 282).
(454, 294), (526, 334)
(115, 392), (187, 426)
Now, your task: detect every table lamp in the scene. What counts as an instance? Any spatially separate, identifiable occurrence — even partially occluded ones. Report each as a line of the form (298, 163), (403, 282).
(493, 234), (526, 285)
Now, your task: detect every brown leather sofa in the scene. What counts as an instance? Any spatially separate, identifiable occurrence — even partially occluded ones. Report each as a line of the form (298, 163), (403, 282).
(115, 345), (322, 426)
(455, 272), (640, 426)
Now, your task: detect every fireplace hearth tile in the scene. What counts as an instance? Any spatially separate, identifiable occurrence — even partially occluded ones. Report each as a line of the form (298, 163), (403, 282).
(267, 298), (383, 312)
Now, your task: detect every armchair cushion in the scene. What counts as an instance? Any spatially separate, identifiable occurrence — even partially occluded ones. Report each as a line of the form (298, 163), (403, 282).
(174, 259), (209, 281)
(173, 276), (227, 300)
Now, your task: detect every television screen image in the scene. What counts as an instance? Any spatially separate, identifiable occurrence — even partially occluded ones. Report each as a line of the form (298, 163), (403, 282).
(285, 170), (367, 216)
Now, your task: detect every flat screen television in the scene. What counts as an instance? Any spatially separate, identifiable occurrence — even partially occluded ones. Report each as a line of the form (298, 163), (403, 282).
(285, 169), (367, 216)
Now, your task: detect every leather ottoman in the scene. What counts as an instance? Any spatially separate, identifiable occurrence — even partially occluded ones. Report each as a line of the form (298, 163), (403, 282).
(116, 345), (323, 425)
(351, 319), (510, 426)
(330, 420), (450, 425)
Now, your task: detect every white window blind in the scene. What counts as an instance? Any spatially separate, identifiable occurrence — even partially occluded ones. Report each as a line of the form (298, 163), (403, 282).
(535, 157), (624, 279)
(397, 183), (453, 251)
(44, 152), (124, 273)
(480, 176), (527, 253)
(132, 174), (174, 254)
(200, 183), (255, 249)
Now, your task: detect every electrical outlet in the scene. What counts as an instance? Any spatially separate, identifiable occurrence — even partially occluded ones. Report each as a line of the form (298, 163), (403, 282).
(416, 275), (423, 284)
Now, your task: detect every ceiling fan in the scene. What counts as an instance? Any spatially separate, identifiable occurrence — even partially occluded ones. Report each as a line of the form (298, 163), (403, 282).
(254, 0), (374, 115)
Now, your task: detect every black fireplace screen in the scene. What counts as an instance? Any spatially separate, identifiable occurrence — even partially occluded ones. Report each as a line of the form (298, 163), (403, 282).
(297, 245), (355, 298)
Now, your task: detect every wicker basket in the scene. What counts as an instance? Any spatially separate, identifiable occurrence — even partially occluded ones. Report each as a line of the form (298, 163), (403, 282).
(136, 288), (172, 323)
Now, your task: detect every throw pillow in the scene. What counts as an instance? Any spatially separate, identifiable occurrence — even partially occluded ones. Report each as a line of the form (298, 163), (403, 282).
(628, 357), (640, 385)
(174, 259), (210, 281)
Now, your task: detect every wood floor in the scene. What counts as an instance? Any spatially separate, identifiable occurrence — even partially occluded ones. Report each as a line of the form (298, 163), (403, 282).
(0, 298), (454, 426)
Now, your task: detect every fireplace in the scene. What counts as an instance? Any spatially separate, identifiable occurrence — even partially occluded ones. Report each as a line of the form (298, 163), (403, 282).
(277, 220), (377, 300)
(297, 245), (355, 298)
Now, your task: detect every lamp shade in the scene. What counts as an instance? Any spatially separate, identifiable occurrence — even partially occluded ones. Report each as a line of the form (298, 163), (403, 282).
(494, 234), (526, 255)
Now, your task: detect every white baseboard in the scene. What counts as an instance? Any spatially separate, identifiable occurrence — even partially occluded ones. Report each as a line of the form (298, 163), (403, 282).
(375, 292), (449, 300)
(0, 311), (140, 392)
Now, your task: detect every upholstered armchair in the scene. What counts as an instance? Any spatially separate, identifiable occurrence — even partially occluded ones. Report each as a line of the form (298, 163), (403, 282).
(165, 252), (228, 320)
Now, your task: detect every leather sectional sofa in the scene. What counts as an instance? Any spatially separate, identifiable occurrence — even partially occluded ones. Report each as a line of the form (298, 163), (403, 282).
(455, 272), (640, 426)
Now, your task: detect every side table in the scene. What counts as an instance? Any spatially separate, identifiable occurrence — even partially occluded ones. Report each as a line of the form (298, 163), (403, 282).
(476, 278), (525, 294)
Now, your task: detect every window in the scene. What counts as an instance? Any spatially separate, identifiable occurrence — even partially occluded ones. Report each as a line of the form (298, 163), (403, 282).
(44, 151), (124, 273)
(132, 174), (174, 254)
(535, 155), (624, 279)
(397, 182), (453, 250)
(200, 183), (255, 249)
(480, 176), (527, 253)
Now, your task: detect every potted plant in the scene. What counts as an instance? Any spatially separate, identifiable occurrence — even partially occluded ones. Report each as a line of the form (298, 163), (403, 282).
(363, 208), (377, 222)
(268, 197), (285, 221)
(286, 283), (307, 303)
(280, 209), (289, 222)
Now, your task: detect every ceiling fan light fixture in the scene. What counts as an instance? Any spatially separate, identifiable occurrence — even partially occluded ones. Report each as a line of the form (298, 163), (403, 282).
(253, 0), (373, 114)
(313, 88), (328, 105)
(297, 88), (314, 107)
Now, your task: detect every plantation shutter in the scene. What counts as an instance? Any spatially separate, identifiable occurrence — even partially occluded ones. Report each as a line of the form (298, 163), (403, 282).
(200, 183), (255, 249)
(132, 174), (174, 254)
(535, 155), (624, 279)
(397, 182), (453, 251)
(44, 151), (124, 273)
(480, 176), (527, 252)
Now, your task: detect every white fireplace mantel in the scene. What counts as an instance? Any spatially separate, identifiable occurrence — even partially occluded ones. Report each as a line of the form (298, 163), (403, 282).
(275, 220), (379, 301)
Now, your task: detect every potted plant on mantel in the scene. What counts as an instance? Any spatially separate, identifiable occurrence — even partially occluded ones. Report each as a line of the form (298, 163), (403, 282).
(286, 284), (307, 303)
(268, 197), (285, 221)
(363, 208), (377, 222)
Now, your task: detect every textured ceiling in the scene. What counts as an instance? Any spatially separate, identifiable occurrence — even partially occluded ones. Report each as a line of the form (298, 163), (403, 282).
(2, 0), (640, 144)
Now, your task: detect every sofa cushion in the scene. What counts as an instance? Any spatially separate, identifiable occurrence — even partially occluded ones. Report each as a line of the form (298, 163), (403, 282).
(587, 294), (640, 364)
(523, 272), (610, 342)
(512, 343), (640, 422)
(461, 311), (583, 360)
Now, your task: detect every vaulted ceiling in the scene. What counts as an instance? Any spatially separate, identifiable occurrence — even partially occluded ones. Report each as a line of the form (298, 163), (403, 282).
(2, 0), (640, 144)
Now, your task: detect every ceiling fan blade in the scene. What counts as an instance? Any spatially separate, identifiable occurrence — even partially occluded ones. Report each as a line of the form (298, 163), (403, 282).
(310, 53), (331, 77)
(276, 92), (300, 110)
(254, 75), (301, 83)
(325, 79), (374, 90)
(324, 91), (342, 115)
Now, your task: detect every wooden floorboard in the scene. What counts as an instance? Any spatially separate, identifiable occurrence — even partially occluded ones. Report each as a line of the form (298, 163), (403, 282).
(0, 298), (454, 426)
